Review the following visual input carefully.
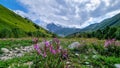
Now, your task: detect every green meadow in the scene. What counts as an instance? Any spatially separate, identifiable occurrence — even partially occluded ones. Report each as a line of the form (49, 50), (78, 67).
(0, 38), (120, 68)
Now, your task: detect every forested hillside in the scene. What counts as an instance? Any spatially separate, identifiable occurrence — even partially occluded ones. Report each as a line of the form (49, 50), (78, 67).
(67, 13), (120, 40)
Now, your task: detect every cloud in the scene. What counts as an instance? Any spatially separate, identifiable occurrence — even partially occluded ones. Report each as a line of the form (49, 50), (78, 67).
(16, 0), (120, 28)
(14, 10), (28, 18)
(81, 9), (120, 28)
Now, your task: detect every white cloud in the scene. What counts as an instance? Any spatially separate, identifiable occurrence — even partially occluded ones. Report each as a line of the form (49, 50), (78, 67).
(14, 10), (28, 18)
(61, 16), (69, 21)
(16, 0), (120, 28)
(102, 0), (110, 7)
(75, 6), (80, 18)
(81, 9), (120, 28)
(85, 0), (101, 12)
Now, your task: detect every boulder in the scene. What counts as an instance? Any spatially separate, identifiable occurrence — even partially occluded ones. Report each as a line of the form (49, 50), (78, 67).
(68, 42), (82, 49)
(37, 42), (45, 50)
(0, 56), (11, 60)
(115, 64), (120, 68)
(115, 41), (120, 46)
(1, 48), (9, 53)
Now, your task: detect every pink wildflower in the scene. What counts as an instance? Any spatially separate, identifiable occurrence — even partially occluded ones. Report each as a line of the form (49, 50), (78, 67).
(43, 51), (47, 57)
(51, 49), (56, 54)
(34, 44), (41, 55)
(56, 46), (62, 53)
(33, 38), (39, 44)
(104, 38), (116, 47)
(61, 49), (68, 59)
(45, 41), (50, 47)
(54, 38), (60, 45)
(56, 49), (61, 53)
(49, 45), (53, 52)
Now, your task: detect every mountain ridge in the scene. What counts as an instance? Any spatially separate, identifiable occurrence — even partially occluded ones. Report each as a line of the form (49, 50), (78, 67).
(46, 12), (120, 37)
(79, 12), (120, 32)
(46, 23), (80, 36)
(67, 12), (120, 39)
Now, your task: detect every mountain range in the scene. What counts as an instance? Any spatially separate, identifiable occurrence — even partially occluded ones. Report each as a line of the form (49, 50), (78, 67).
(80, 13), (120, 32)
(47, 13), (120, 36)
(46, 23), (80, 36)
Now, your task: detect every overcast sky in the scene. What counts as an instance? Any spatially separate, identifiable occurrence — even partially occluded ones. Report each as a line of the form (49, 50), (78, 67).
(0, 0), (120, 28)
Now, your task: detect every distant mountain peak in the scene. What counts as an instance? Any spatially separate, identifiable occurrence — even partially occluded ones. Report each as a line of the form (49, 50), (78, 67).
(46, 23), (80, 36)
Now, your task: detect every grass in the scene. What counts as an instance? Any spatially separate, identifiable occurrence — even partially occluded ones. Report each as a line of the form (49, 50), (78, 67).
(0, 39), (31, 51)
(0, 38), (120, 68)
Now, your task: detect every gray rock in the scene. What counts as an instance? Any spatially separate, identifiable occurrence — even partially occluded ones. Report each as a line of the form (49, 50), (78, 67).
(15, 47), (19, 50)
(75, 53), (79, 56)
(68, 42), (82, 49)
(92, 55), (98, 59)
(38, 42), (45, 50)
(0, 56), (10, 60)
(66, 61), (71, 65)
(85, 62), (90, 65)
(1, 48), (9, 53)
(8, 54), (13, 57)
(115, 64), (120, 68)
(24, 61), (33, 68)
(16, 53), (23, 57)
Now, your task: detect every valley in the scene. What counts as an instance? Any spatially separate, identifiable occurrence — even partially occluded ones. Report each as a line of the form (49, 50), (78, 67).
(0, 2), (120, 68)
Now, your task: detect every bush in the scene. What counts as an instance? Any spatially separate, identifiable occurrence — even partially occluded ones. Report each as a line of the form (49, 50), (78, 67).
(104, 44), (120, 57)
(92, 44), (104, 55)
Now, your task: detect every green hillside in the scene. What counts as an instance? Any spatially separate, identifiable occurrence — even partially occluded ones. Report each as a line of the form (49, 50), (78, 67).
(96, 13), (120, 29)
(81, 13), (120, 32)
(0, 4), (55, 38)
(67, 13), (120, 40)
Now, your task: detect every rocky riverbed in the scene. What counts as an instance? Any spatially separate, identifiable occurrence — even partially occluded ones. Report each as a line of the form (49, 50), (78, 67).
(0, 41), (47, 60)
(0, 45), (34, 60)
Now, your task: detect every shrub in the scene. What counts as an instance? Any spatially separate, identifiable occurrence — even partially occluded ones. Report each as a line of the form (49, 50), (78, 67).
(104, 39), (120, 57)
(32, 38), (68, 67)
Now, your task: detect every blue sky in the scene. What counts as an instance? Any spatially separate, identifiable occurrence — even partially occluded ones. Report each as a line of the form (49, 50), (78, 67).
(0, 0), (120, 28)
(0, 0), (27, 12)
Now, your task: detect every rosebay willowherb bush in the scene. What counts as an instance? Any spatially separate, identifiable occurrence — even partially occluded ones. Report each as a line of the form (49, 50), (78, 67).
(32, 38), (68, 68)
(92, 39), (120, 57)
(104, 38), (116, 48)
(104, 39), (120, 57)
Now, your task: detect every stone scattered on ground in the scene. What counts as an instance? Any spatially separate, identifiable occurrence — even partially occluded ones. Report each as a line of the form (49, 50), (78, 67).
(23, 61), (33, 68)
(84, 62), (90, 65)
(0, 41), (54, 60)
(38, 42), (45, 50)
(75, 53), (79, 56)
(66, 61), (71, 65)
(1, 48), (9, 53)
(68, 42), (84, 49)
(115, 64), (120, 68)
(0, 45), (34, 60)
(92, 55), (98, 59)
